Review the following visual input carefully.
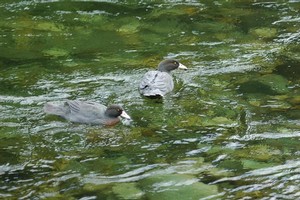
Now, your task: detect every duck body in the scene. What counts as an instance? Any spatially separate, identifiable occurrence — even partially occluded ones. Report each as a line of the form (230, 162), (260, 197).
(44, 100), (131, 125)
(139, 70), (174, 97)
(139, 59), (187, 97)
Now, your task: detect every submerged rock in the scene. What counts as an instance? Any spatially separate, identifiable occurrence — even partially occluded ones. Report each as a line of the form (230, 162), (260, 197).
(236, 144), (282, 162)
(238, 74), (289, 95)
(202, 116), (237, 127)
(112, 182), (145, 199)
(289, 96), (300, 105)
(274, 57), (300, 80)
(218, 159), (243, 171)
(141, 174), (219, 200)
(242, 159), (274, 170)
(118, 18), (140, 34)
(43, 48), (69, 57)
(250, 27), (277, 40)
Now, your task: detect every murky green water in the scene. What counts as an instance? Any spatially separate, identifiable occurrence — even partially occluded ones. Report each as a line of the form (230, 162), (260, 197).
(1, 0), (300, 199)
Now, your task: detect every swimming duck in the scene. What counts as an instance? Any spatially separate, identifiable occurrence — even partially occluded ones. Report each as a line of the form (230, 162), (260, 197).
(44, 100), (131, 125)
(139, 59), (187, 97)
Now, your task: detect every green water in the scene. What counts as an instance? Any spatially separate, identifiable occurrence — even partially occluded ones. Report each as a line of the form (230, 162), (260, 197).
(1, 0), (300, 199)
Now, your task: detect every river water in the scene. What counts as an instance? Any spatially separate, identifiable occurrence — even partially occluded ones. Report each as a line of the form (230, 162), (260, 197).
(1, 1), (300, 199)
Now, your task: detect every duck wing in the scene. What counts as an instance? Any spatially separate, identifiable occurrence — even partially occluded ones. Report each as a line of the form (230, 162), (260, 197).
(65, 100), (107, 123)
(139, 71), (174, 97)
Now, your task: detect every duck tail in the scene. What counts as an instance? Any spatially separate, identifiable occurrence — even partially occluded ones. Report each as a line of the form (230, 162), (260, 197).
(140, 88), (164, 98)
(44, 102), (66, 116)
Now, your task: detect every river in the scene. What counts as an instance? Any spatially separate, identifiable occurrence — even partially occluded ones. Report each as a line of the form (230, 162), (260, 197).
(0, 1), (300, 199)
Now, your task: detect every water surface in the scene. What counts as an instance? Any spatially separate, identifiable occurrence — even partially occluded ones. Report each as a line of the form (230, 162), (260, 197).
(1, 0), (300, 199)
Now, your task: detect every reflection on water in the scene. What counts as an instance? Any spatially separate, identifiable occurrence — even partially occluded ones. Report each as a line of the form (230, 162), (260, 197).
(1, 0), (300, 199)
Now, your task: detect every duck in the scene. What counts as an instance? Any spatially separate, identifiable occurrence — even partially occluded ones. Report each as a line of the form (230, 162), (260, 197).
(139, 59), (187, 97)
(44, 100), (131, 125)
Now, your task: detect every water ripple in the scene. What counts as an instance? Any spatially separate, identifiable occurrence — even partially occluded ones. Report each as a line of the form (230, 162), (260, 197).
(213, 160), (300, 198)
(83, 164), (166, 184)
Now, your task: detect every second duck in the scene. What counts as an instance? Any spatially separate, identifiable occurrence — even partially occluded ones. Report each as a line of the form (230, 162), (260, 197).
(139, 59), (187, 98)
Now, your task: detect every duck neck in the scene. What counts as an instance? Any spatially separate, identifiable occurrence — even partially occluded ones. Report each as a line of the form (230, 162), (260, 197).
(158, 65), (171, 73)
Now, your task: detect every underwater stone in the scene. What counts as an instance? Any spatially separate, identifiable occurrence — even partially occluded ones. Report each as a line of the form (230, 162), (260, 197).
(118, 18), (140, 34)
(238, 74), (289, 95)
(250, 27), (277, 39)
(202, 117), (237, 127)
(112, 182), (145, 199)
(83, 183), (111, 193)
(274, 58), (300, 80)
(43, 48), (69, 57)
(218, 160), (243, 171)
(289, 96), (300, 105)
(141, 174), (218, 200)
(236, 144), (281, 162)
(35, 22), (64, 32)
(206, 167), (235, 178)
(242, 159), (274, 170)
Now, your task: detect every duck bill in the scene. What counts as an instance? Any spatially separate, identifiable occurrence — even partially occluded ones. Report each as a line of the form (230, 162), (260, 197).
(120, 111), (131, 120)
(178, 63), (188, 70)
